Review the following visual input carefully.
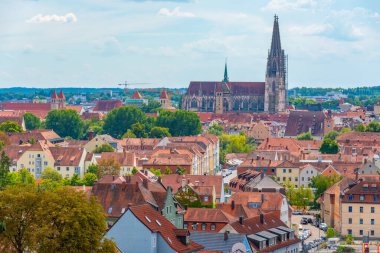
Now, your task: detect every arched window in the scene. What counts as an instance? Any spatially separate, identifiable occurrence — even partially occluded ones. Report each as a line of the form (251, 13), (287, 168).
(233, 100), (240, 110)
(271, 61), (277, 76)
(272, 81), (276, 93)
(242, 100), (249, 111)
(191, 99), (197, 108)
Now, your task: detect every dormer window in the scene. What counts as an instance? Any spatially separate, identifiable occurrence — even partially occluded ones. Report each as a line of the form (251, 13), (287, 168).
(348, 195), (353, 201)
(359, 195), (365, 201)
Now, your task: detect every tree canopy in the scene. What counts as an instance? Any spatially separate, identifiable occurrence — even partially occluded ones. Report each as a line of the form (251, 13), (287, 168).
(320, 138), (339, 154)
(0, 121), (23, 133)
(97, 158), (121, 178)
(45, 109), (84, 139)
(23, 113), (41, 130)
(150, 126), (171, 138)
(155, 110), (202, 136)
(93, 143), (115, 153)
(296, 131), (314, 140)
(207, 123), (224, 136)
(103, 106), (146, 139)
(0, 185), (117, 253)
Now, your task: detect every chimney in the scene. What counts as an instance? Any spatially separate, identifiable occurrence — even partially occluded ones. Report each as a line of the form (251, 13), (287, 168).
(231, 200), (235, 210)
(143, 178), (148, 189)
(135, 181), (139, 192)
(239, 216), (243, 225)
(88, 130), (94, 141)
(261, 193), (265, 204)
(224, 231), (229, 241)
(260, 213), (264, 224)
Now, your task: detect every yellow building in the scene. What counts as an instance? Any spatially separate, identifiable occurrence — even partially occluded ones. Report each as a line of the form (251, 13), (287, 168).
(275, 160), (300, 187)
(50, 147), (87, 178)
(245, 121), (270, 143)
(5, 143), (55, 178)
(84, 134), (122, 153)
(340, 180), (380, 239)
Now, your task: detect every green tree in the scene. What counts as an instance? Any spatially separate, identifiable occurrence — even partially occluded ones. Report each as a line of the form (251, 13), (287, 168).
(87, 163), (98, 174)
(150, 126), (171, 138)
(155, 110), (202, 136)
(355, 123), (366, 132)
(131, 167), (138, 175)
(326, 227), (335, 238)
(83, 172), (98, 186)
(103, 106), (146, 139)
(122, 129), (137, 138)
(324, 130), (340, 140)
(0, 185), (41, 253)
(296, 131), (314, 140)
(141, 99), (162, 113)
(93, 143), (115, 153)
(131, 122), (148, 138)
(310, 174), (341, 199)
(164, 167), (172, 175)
(70, 173), (83, 186)
(7, 168), (36, 186)
(40, 167), (63, 189)
(366, 121), (380, 132)
(45, 109), (84, 139)
(320, 138), (339, 154)
(207, 123), (224, 136)
(97, 158), (121, 179)
(150, 168), (162, 177)
(0, 150), (11, 189)
(0, 121), (23, 133)
(176, 167), (186, 175)
(23, 112), (41, 130)
(345, 234), (353, 245)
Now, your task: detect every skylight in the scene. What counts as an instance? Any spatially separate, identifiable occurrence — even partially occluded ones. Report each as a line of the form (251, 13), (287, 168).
(156, 220), (162, 226)
(145, 216), (151, 222)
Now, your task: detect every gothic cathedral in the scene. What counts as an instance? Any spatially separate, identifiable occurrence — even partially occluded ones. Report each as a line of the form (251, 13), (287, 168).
(182, 15), (287, 113)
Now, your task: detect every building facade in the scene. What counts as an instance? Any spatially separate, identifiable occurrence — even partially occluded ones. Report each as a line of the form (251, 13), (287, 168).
(182, 15), (287, 114)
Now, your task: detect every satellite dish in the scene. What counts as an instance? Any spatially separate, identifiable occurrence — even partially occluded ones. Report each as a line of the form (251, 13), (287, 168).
(231, 242), (247, 253)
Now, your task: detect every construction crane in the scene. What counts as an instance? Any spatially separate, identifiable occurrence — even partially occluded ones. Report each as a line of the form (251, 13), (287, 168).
(117, 81), (150, 93)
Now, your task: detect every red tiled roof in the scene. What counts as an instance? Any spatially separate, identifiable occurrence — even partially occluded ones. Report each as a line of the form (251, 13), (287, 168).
(131, 91), (143, 99)
(184, 208), (237, 223)
(58, 90), (65, 99)
(93, 100), (123, 112)
(229, 192), (285, 212)
(50, 147), (84, 166)
(51, 90), (58, 99)
(128, 204), (204, 253)
(0, 102), (51, 111)
(342, 180), (380, 204)
(65, 105), (82, 113)
(285, 110), (326, 137)
(159, 89), (169, 99)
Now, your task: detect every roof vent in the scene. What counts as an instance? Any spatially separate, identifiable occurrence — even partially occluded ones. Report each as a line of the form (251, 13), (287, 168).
(121, 208), (126, 214)
(167, 237), (172, 244)
(145, 216), (151, 223)
(156, 220), (162, 226)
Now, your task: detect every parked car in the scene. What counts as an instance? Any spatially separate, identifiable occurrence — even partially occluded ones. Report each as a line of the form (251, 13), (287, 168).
(319, 223), (328, 231)
(298, 224), (303, 231)
(313, 219), (320, 227)
(300, 217), (308, 225)
(292, 210), (303, 215)
(307, 218), (313, 223)
(303, 229), (310, 238)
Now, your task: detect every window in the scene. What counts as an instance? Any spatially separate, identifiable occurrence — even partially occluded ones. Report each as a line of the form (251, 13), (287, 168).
(374, 196), (379, 201)
(277, 177), (280, 181)
(201, 223), (206, 230)
(263, 168), (267, 173)
(289, 169), (292, 173)
(347, 229), (352, 235)
(371, 230), (375, 236)
(359, 195), (365, 201)
(204, 196), (209, 202)
(348, 195), (353, 201)
(44, 161), (48, 166)
(288, 177), (292, 181)
(311, 170), (314, 174)
(271, 168), (275, 173)
(295, 177), (298, 182)
(371, 219), (375, 225)
(307, 177), (310, 181)
(211, 224), (216, 231)
(184, 223), (188, 229)
(348, 218), (352, 224)
(74, 167), (80, 175)
(371, 207), (375, 213)
(283, 169), (286, 173)
(348, 206), (352, 212)
(152, 237), (156, 248)
(66, 167), (69, 171)
(302, 177), (304, 181)
(359, 230), (363, 236)
(192, 223), (198, 230)
(283, 177), (286, 181)
(360, 219), (363, 225)
(57, 167), (60, 171)
(360, 206), (363, 213)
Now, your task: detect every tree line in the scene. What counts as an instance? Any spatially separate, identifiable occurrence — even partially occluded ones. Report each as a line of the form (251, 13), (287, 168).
(19, 106), (202, 140)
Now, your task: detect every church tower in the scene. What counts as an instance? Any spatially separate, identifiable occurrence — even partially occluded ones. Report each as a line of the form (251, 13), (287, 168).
(264, 15), (287, 113)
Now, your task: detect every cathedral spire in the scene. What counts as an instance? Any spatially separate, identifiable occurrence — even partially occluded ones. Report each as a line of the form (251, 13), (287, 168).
(223, 58), (229, 83)
(270, 14), (282, 57)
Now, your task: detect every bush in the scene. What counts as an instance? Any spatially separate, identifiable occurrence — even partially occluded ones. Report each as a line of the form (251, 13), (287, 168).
(345, 234), (353, 245)
(335, 246), (355, 252)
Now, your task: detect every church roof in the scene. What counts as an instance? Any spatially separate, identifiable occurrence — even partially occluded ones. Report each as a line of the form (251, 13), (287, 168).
(131, 91), (143, 99)
(51, 90), (58, 99)
(186, 82), (265, 96)
(58, 90), (65, 99)
(159, 90), (169, 99)
(270, 14), (282, 57)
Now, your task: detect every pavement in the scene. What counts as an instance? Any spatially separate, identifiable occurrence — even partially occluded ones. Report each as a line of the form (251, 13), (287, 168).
(292, 214), (326, 252)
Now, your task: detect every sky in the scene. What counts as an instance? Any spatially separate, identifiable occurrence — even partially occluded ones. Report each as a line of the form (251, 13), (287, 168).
(1, 0), (380, 89)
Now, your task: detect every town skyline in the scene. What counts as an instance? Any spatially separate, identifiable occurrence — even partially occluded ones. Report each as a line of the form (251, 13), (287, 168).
(1, 0), (380, 88)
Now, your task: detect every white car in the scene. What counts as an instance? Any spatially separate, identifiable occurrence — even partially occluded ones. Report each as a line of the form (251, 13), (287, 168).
(303, 229), (311, 238)
(298, 224), (303, 231)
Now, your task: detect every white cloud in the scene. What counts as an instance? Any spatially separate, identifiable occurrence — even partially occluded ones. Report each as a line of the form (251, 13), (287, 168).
(289, 23), (333, 35)
(262, 0), (332, 11)
(26, 13), (78, 23)
(158, 7), (195, 18)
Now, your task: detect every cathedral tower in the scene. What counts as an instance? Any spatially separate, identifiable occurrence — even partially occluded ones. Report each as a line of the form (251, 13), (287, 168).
(264, 15), (287, 113)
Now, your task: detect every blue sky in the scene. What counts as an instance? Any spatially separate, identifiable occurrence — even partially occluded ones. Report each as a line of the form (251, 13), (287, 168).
(1, 0), (379, 88)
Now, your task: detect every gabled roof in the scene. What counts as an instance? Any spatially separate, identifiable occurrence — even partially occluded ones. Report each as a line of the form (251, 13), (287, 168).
(131, 91), (143, 99)
(229, 192), (285, 212)
(190, 232), (251, 253)
(285, 110), (326, 137)
(51, 90), (58, 99)
(342, 180), (380, 204)
(128, 204), (204, 252)
(58, 90), (65, 99)
(160, 89), (169, 99)
(93, 100), (123, 112)
(229, 213), (288, 234)
(184, 208), (237, 223)
(50, 147), (84, 166)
